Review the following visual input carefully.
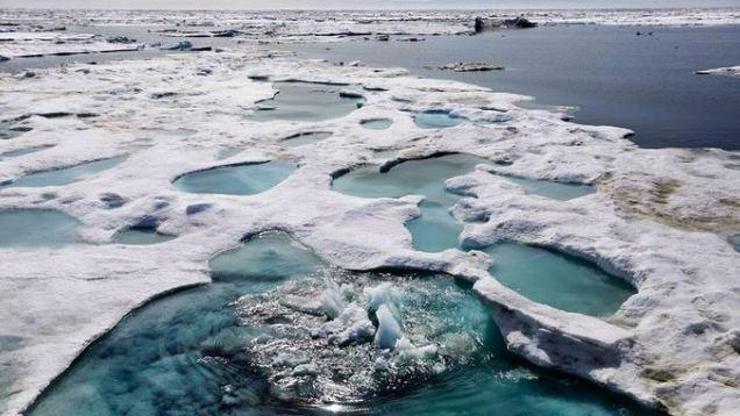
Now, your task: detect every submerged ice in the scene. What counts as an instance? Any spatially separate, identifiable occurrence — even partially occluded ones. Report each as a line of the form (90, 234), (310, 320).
(413, 110), (465, 129)
(360, 118), (393, 130)
(173, 160), (295, 196)
(250, 81), (365, 122)
(281, 131), (333, 147)
(0, 209), (80, 248)
(113, 228), (176, 245)
(482, 243), (635, 316)
(2, 156), (125, 188)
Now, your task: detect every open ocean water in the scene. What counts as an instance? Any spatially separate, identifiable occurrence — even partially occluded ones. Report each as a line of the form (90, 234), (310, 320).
(283, 24), (740, 150)
(2, 23), (737, 149)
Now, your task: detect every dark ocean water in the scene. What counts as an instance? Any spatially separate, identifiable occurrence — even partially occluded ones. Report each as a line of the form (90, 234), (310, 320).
(283, 25), (740, 150)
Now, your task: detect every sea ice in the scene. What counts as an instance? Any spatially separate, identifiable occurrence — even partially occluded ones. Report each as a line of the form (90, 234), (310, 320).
(0, 22), (737, 416)
(696, 65), (740, 78)
(374, 304), (401, 350)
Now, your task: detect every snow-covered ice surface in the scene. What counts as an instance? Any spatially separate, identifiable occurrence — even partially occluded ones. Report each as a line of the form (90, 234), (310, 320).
(0, 31), (143, 59)
(515, 8), (740, 26)
(0, 10), (739, 416)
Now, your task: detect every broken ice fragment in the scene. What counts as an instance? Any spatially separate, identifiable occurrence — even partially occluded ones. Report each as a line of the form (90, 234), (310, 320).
(375, 304), (401, 350)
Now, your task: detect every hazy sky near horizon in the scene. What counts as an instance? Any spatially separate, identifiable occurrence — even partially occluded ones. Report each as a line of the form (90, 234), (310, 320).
(1, 0), (738, 10)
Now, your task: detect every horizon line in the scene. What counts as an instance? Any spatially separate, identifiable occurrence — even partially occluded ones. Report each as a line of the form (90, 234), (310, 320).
(2, 6), (739, 11)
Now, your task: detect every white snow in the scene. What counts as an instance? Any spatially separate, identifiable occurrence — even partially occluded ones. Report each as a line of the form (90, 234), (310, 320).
(0, 31), (142, 58)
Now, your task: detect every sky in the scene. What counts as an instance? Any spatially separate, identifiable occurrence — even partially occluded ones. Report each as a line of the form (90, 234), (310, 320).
(0, 0), (738, 9)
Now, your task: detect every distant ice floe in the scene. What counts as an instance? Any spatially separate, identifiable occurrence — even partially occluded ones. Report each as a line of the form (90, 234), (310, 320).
(696, 65), (740, 78)
(1, 8), (737, 60)
(0, 31), (142, 58)
(0, 8), (738, 46)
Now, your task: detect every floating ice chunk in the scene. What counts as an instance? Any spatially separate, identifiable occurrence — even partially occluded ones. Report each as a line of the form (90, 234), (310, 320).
(160, 41), (192, 51)
(321, 281), (347, 319)
(396, 338), (437, 358)
(364, 282), (394, 311)
(395, 338), (439, 365)
(695, 65), (740, 78)
(374, 304), (401, 350)
(321, 304), (375, 346)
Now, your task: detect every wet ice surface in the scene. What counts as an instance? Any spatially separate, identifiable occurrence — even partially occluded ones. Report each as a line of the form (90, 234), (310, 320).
(282, 131), (333, 147)
(0, 145), (53, 159)
(0, 210), (80, 248)
(729, 235), (740, 252)
(28, 233), (656, 416)
(113, 228), (176, 245)
(333, 154), (481, 252)
(502, 175), (594, 201)
(360, 118), (393, 130)
(2, 156), (125, 188)
(333, 154), (595, 252)
(250, 82), (365, 122)
(0, 118), (32, 140)
(483, 243), (636, 317)
(413, 110), (465, 129)
(173, 161), (295, 196)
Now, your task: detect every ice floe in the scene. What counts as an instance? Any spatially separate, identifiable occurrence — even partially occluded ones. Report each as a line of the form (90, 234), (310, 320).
(0, 31), (143, 58)
(0, 24), (738, 416)
(696, 65), (740, 78)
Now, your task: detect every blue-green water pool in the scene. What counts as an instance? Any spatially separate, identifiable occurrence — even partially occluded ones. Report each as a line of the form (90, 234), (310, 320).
(413, 110), (465, 129)
(482, 243), (635, 317)
(173, 160), (295, 196)
(360, 118), (393, 130)
(282, 131), (333, 147)
(250, 82), (365, 122)
(113, 228), (176, 245)
(0, 145), (53, 159)
(0, 209), (80, 248)
(332, 153), (593, 252)
(2, 156), (125, 188)
(27, 232), (658, 416)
